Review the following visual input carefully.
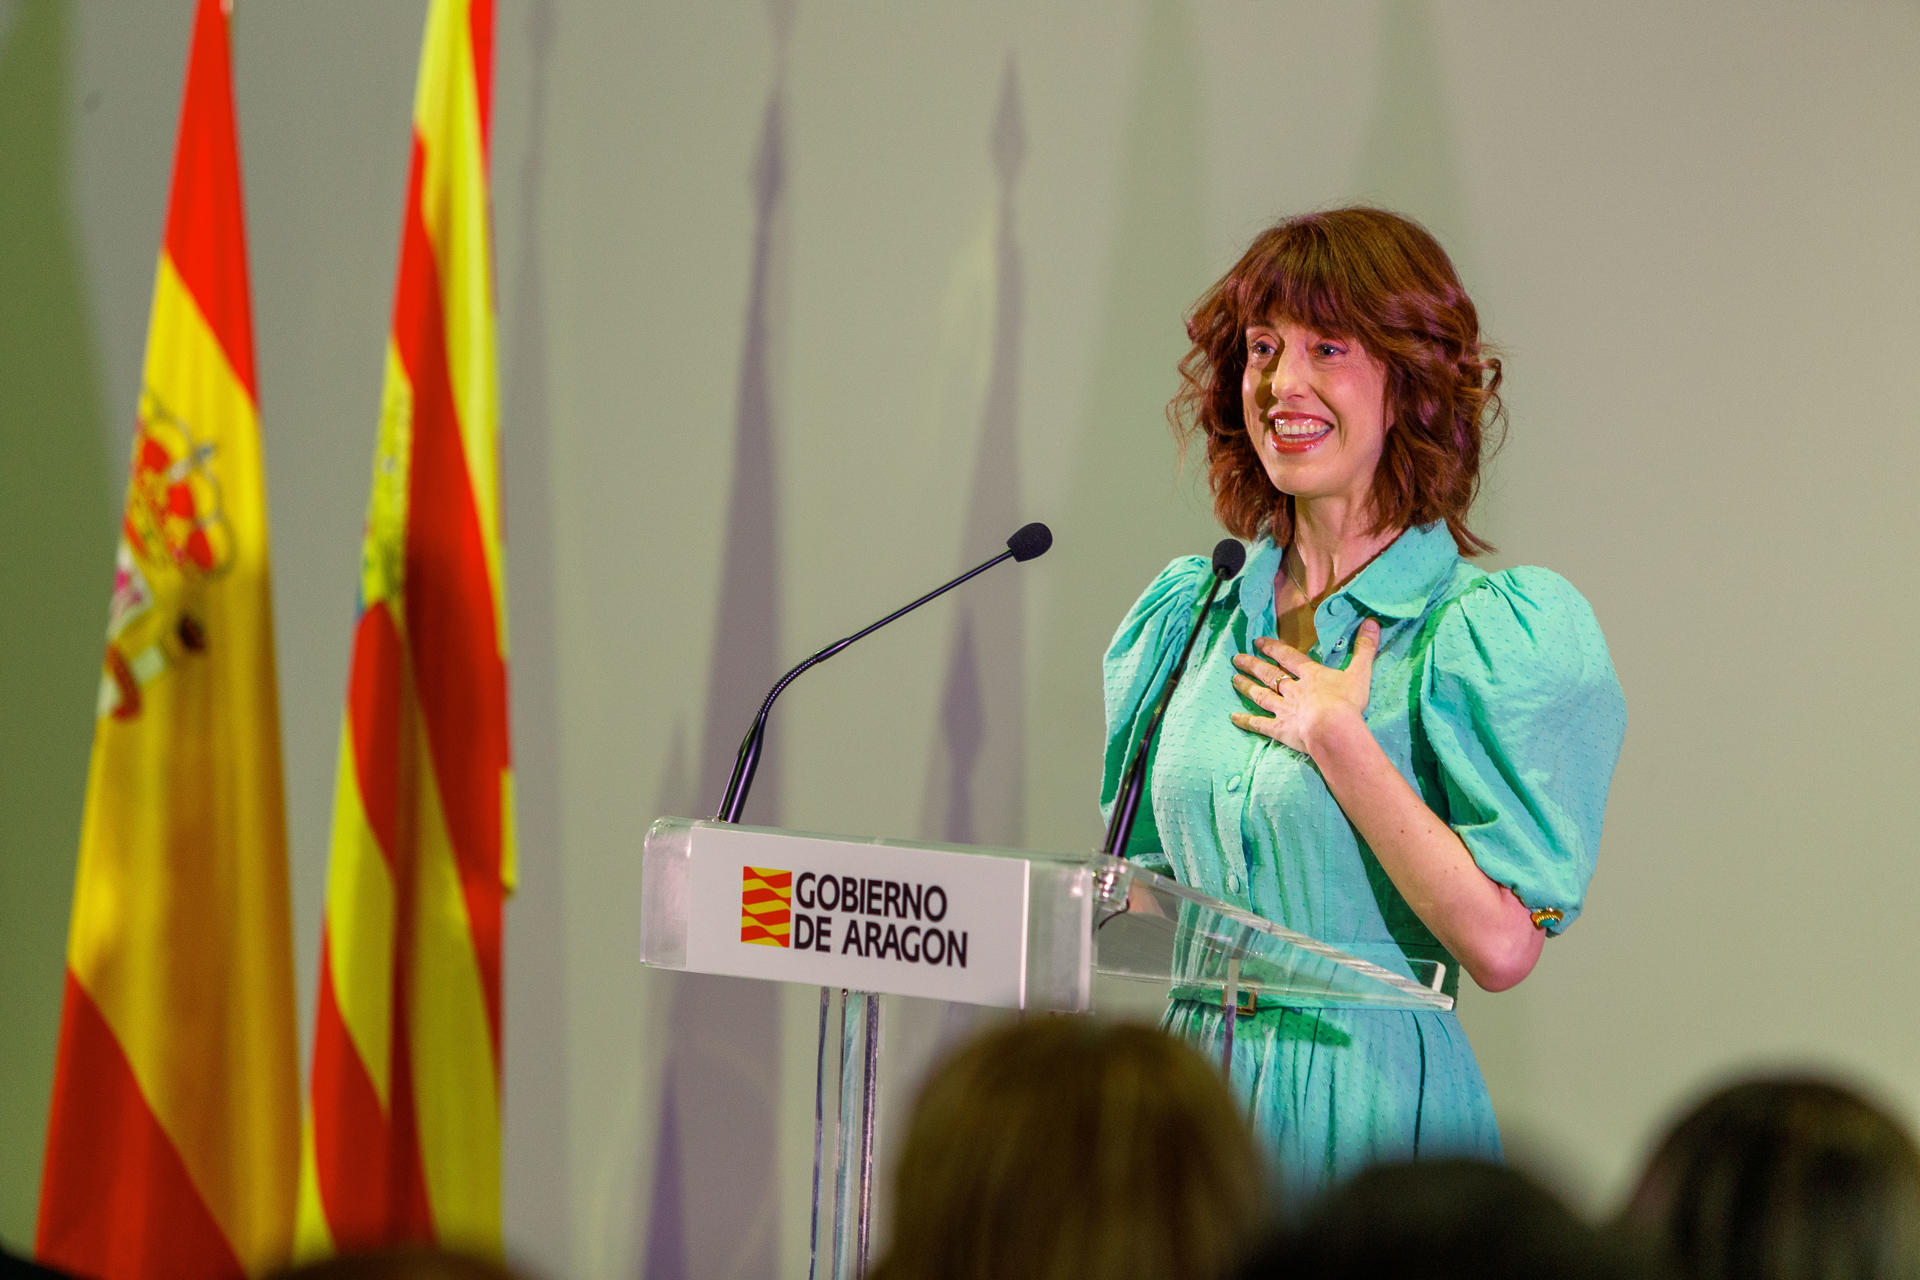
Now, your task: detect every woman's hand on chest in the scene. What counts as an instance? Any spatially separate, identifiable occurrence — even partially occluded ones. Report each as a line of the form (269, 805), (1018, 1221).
(1228, 618), (1380, 758)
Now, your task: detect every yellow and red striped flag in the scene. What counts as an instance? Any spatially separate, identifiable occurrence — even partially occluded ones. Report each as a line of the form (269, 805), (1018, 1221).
(36, 1), (299, 1276)
(296, 0), (512, 1257)
(740, 867), (794, 946)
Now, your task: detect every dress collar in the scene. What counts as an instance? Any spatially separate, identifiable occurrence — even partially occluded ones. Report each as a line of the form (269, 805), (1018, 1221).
(1230, 537), (1283, 625)
(1341, 521), (1462, 618)
(1226, 521), (1460, 622)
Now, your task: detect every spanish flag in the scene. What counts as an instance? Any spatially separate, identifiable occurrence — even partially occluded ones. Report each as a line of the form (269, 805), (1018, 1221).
(36, 1), (299, 1276)
(297, 0), (512, 1256)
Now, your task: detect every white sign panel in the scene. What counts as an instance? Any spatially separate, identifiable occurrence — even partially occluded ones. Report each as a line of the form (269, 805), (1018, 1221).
(682, 826), (1032, 1008)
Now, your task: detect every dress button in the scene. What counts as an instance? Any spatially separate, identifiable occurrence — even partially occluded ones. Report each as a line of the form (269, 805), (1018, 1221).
(1226, 775), (1242, 792)
(1226, 872), (1243, 893)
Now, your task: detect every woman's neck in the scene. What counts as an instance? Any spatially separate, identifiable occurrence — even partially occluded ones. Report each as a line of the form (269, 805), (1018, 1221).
(1287, 498), (1403, 600)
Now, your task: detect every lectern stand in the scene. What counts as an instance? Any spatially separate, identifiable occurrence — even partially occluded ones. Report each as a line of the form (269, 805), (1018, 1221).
(639, 817), (1453, 1278)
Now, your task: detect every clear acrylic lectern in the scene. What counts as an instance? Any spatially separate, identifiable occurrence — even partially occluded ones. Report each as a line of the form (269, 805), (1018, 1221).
(639, 817), (1453, 1278)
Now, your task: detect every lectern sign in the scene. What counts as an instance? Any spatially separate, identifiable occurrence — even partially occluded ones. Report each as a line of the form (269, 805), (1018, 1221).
(683, 825), (1032, 1006)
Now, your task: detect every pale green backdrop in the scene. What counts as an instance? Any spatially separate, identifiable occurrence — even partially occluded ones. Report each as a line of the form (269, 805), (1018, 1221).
(3, 2), (1917, 1275)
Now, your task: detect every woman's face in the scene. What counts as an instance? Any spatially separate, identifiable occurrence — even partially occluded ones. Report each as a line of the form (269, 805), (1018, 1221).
(1240, 317), (1391, 513)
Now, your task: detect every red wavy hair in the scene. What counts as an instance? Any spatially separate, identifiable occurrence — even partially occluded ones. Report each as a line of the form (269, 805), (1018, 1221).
(1171, 207), (1504, 553)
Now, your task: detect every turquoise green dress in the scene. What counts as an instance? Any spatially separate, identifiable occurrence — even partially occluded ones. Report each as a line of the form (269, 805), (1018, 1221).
(1101, 521), (1626, 1196)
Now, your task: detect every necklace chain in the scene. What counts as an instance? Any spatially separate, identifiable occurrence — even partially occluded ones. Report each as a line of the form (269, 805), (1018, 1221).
(1283, 549), (1314, 607)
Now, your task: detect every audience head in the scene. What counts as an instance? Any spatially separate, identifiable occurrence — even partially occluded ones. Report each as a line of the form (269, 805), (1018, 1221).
(1621, 1074), (1920, 1280)
(868, 1016), (1270, 1280)
(1240, 1157), (1647, 1280)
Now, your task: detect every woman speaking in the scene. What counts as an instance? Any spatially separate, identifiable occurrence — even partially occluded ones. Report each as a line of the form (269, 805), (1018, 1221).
(1102, 207), (1626, 1192)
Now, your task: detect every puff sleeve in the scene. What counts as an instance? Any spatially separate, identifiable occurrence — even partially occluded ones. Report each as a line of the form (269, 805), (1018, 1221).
(1099, 556), (1213, 871)
(1416, 567), (1626, 933)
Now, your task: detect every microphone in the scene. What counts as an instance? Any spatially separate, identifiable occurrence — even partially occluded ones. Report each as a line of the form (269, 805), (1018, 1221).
(1101, 538), (1245, 858)
(1005, 521), (1052, 562)
(714, 522), (1054, 824)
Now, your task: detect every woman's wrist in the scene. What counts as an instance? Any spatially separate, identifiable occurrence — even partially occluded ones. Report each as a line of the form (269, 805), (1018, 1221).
(1300, 702), (1371, 764)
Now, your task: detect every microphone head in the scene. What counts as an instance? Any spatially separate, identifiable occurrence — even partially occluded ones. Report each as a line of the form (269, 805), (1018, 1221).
(1007, 522), (1053, 562)
(1211, 538), (1246, 578)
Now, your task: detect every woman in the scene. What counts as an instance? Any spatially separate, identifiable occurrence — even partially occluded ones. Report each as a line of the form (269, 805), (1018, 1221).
(868, 1018), (1270, 1280)
(1620, 1075), (1920, 1280)
(1102, 207), (1626, 1193)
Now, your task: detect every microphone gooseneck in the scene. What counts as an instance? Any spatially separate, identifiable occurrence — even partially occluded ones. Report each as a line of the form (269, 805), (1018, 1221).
(714, 522), (1055, 824)
(1101, 538), (1244, 858)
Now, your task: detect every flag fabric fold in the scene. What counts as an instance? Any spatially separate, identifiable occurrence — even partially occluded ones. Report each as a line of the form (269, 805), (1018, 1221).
(297, 0), (511, 1257)
(37, 1), (299, 1276)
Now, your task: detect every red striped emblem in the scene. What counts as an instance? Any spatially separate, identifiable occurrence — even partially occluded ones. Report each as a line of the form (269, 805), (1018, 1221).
(740, 866), (793, 947)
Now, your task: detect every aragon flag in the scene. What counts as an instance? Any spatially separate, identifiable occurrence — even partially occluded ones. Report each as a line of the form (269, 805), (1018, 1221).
(35, 1), (300, 1277)
(295, 0), (513, 1257)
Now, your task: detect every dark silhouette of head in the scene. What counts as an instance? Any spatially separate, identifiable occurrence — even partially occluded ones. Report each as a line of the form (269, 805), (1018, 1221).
(1240, 1157), (1648, 1280)
(869, 1016), (1271, 1280)
(1621, 1074), (1920, 1280)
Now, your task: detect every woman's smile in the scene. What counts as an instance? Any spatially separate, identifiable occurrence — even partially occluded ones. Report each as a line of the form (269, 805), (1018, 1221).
(1265, 412), (1334, 452)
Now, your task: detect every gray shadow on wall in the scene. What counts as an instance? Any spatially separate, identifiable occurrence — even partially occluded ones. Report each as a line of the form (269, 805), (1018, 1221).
(0, 0), (116, 1249)
(1352, 0), (1474, 266)
(693, 23), (790, 831)
(642, 3), (795, 1277)
(1028, 0), (1216, 855)
(1350, 0), (1486, 517)
(1350, 2), (1513, 546)
(889, 56), (1035, 1176)
(498, 0), (571, 1266)
(1352, 9), (1512, 553)
(918, 58), (1027, 853)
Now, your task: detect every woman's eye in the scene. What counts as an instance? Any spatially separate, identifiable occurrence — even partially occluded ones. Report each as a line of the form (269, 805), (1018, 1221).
(1248, 338), (1275, 357)
(1315, 342), (1344, 358)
